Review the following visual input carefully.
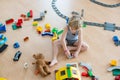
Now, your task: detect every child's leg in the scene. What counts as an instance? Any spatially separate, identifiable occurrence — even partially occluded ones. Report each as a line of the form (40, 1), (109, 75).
(50, 40), (61, 67)
(73, 41), (89, 57)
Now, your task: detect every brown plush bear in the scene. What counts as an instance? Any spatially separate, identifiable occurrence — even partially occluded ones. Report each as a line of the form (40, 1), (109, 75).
(32, 53), (51, 77)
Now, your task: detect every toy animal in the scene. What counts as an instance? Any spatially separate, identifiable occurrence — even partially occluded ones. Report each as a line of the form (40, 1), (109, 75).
(32, 53), (51, 77)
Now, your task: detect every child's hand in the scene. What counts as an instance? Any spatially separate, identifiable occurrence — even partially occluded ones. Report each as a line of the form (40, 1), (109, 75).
(73, 51), (79, 58)
(64, 49), (71, 58)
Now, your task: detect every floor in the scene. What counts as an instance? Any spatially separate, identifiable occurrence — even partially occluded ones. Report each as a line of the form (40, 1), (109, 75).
(0, 0), (120, 80)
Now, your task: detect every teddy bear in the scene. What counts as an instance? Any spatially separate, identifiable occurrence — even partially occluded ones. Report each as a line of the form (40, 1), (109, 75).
(32, 53), (51, 77)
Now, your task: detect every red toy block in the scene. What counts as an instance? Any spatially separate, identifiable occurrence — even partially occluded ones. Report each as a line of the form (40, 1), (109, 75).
(16, 22), (22, 27)
(20, 14), (26, 18)
(81, 72), (89, 77)
(6, 18), (14, 24)
(29, 10), (33, 18)
(18, 19), (23, 24)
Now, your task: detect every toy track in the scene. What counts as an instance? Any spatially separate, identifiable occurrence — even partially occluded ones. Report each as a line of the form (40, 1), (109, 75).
(51, 0), (120, 32)
(90, 0), (120, 8)
(83, 21), (120, 31)
(51, 0), (69, 20)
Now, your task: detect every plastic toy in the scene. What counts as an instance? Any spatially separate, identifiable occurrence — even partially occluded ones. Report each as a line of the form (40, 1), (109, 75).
(27, 10), (33, 18)
(5, 18), (14, 24)
(13, 51), (22, 61)
(0, 24), (6, 33)
(45, 23), (51, 30)
(55, 66), (81, 80)
(112, 36), (120, 46)
(107, 66), (120, 72)
(24, 36), (29, 41)
(79, 62), (98, 80)
(0, 34), (8, 53)
(90, 0), (120, 8)
(115, 75), (120, 80)
(33, 10), (47, 21)
(41, 32), (53, 36)
(13, 42), (20, 48)
(51, 0), (120, 32)
(0, 78), (7, 80)
(32, 21), (38, 26)
(36, 26), (43, 34)
(110, 60), (117, 66)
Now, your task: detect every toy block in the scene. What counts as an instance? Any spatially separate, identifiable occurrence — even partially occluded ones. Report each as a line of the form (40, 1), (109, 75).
(6, 18), (14, 24)
(52, 27), (58, 33)
(24, 36), (29, 41)
(13, 51), (22, 61)
(36, 26), (43, 32)
(13, 42), (20, 48)
(0, 77), (7, 80)
(41, 32), (53, 36)
(45, 23), (51, 29)
(45, 29), (51, 32)
(20, 14), (26, 18)
(12, 23), (17, 30)
(29, 10), (33, 18)
(16, 22), (22, 28)
(0, 44), (8, 53)
(113, 36), (119, 42)
(18, 19), (23, 24)
(110, 60), (117, 66)
(52, 32), (58, 41)
(32, 21), (38, 26)
(0, 24), (6, 33)
(33, 17), (42, 21)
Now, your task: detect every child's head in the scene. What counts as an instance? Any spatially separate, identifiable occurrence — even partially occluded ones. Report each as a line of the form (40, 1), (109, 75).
(68, 14), (81, 30)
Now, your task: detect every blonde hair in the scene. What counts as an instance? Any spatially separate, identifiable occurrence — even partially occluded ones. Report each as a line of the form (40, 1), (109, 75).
(68, 14), (81, 29)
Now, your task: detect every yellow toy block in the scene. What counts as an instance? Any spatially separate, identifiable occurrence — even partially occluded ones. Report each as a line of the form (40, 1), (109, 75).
(32, 21), (38, 26)
(110, 60), (117, 66)
(45, 23), (51, 29)
(36, 26), (43, 32)
(52, 32), (58, 41)
(0, 78), (7, 80)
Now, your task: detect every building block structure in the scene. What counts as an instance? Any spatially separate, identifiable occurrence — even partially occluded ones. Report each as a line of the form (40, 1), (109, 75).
(55, 66), (81, 80)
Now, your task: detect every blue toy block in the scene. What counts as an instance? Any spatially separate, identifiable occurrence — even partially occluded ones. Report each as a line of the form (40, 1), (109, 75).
(13, 42), (20, 48)
(0, 25), (6, 33)
(13, 51), (22, 61)
(104, 22), (115, 32)
(113, 36), (119, 42)
(112, 36), (120, 46)
(41, 32), (53, 36)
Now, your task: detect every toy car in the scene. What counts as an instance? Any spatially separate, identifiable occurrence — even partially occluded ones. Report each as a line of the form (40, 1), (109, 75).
(13, 51), (22, 61)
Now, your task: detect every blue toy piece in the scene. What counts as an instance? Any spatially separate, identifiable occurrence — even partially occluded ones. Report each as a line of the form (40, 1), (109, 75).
(104, 22), (116, 32)
(13, 42), (20, 48)
(0, 34), (7, 46)
(0, 24), (6, 33)
(112, 36), (120, 46)
(41, 32), (53, 36)
(13, 51), (22, 61)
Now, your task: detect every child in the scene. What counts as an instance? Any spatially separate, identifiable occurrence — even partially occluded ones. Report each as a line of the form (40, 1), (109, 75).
(50, 13), (89, 67)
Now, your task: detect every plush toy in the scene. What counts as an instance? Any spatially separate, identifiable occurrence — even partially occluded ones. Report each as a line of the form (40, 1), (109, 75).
(32, 53), (51, 77)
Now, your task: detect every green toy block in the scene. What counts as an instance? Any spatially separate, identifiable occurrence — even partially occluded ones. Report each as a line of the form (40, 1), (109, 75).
(57, 30), (63, 35)
(112, 69), (120, 76)
(82, 23), (87, 28)
(12, 23), (17, 30)
(27, 12), (30, 17)
(52, 27), (58, 33)
(88, 70), (93, 77)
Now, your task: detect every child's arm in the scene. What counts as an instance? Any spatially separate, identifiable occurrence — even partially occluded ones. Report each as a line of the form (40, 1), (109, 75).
(61, 27), (71, 56)
(61, 27), (68, 51)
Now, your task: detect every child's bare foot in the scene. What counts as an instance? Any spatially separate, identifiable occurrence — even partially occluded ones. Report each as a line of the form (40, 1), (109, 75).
(73, 53), (78, 58)
(49, 59), (58, 67)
